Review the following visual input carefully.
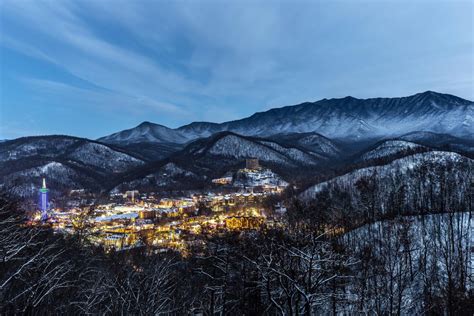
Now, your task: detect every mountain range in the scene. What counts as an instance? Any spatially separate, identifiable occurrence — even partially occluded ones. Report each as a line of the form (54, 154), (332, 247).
(1, 91), (473, 198)
(99, 91), (473, 146)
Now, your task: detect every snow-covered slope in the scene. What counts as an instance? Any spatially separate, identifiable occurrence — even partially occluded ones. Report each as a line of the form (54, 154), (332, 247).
(0, 136), (147, 197)
(358, 140), (427, 161)
(398, 131), (474, 155)
(301, 151), (472, 206)
(0, 137), (78, 161)
(0, 136), (144, 172)
(340, 212), (472, 315)
(207, 135), (291, 165)
(269, 132), (341, 157)
(258, 140), (324, 163)
(292, 134), (340, 157)
(110, 132), (328, 190)
(103, 91), (473, 144)
(0, 161), (98, 197)
(214, 91), (473, 139)
(67, 142), (144, 172)
(98, 121), (189, 145)
(398, 131), (460, 144)
(173, 121), (222, 140)
(189, 132), (325, 167)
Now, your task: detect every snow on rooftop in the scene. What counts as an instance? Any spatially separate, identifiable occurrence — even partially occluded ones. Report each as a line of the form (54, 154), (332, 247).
(95, 213), (138, 222)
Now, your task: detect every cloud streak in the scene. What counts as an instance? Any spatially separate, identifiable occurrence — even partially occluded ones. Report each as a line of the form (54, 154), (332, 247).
(21, 77), (188, 116)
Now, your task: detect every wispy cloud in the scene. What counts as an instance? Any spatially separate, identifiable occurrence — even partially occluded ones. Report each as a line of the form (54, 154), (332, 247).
(20, 77), (188, 116)
(0, 0), (472, 138)
(2, 1), (200, 117)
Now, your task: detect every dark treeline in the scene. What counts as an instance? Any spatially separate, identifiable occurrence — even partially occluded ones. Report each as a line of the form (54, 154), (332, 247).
(299, 155), (472, 229)
(295, 148), (472, 196)
(293, 147), (432, 193)
(1, 192), (473, 315)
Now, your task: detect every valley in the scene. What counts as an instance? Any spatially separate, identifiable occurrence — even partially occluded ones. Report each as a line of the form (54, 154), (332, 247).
(1, 91), (473, 315)
(2, 0), (472, 312)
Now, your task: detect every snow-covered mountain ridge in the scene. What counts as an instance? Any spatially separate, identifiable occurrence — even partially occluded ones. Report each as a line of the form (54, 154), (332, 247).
(0, 161), (98, 197)
(1, 91), (473, 198)
(300, 151), (472, 201)
(0, 136), (146, 197)
(98, 121), (189, 145)
(99, 91), (473, 145)
(180, 132), (327, 168)
(0, 135), (144, 172)
(107, 132), (332, 192)
(358, 140), (427, 162)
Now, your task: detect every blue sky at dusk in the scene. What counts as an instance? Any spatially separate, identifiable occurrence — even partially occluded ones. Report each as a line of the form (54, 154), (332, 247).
(0, 0), (472, 139)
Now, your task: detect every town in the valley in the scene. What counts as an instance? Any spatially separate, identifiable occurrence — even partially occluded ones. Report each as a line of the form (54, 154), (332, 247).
(28, 159), (289, 255)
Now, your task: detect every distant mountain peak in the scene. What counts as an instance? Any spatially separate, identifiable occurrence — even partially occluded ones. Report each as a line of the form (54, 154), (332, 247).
(98, 121), (188, 145)
(341, 96), (356, 100)
(137, 121), (154, 127)
(409, 90), (472, 105)
(136, 121), (169, 129)
(420, 90), (436, 95)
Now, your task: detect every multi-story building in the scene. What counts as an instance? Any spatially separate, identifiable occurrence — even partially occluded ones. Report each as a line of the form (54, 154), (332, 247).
(246, 158), (260, 170)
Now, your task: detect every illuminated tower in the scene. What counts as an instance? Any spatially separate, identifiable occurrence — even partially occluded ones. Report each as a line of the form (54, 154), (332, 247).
(39, 178), (49, 221)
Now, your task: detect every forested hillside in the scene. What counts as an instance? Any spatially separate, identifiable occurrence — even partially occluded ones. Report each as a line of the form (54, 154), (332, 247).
(1, 194), (472, 314)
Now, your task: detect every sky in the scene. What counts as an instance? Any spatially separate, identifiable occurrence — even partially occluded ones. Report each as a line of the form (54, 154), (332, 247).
(0, 0), (472, 139)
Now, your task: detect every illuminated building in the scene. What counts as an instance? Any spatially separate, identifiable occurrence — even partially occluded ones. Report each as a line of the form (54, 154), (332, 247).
(225, 216), (264, 230)
(39, 178), (49, 221)
(139, 210), (156, 219)
(124, 190), (139, 203)
(26, 187), (284, 255)
(212, 176), (233, 185)
(103, 233), (135, 250)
